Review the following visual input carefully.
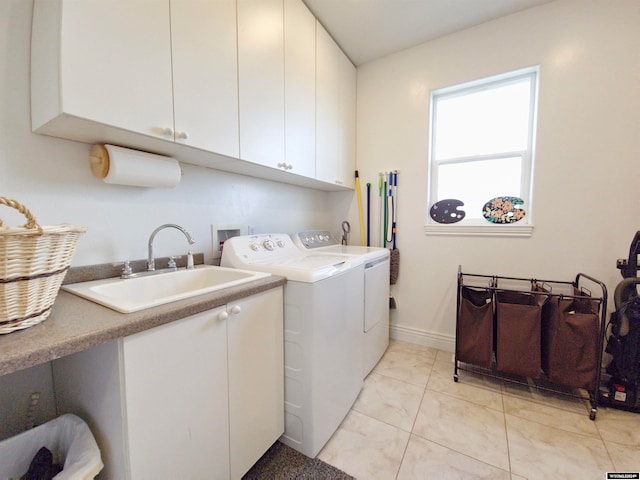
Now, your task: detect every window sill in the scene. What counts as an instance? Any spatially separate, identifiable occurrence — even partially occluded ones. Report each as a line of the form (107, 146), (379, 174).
(424, 223), (533, 237)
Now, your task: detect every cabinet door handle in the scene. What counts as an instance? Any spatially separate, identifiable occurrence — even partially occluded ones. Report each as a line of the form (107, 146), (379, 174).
(163, 127), (174, 139)
(176, 131), (189, 141)
(230, 305), (242, 315)
(218, 311), (229, 321)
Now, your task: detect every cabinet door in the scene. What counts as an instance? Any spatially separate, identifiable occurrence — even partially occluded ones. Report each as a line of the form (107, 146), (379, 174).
(171, 0), (239, 157)
(284, 0), (316, 178)
(337, 50), (357, 189)
(58, 0), (174, 139)
(228, 288), (284, 479)
(237, 0), (285, 168)
(316, 23), (356, 188)
(122, 308), (229, 479)
(315, 23), (338, 185)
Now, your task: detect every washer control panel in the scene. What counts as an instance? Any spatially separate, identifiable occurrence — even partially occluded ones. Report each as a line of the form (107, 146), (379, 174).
(222, 234), (300, 264)
(294, 230), (338, 249)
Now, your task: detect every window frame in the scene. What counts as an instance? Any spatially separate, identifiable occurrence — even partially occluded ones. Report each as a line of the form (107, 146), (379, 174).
(425, 66), (539, 237)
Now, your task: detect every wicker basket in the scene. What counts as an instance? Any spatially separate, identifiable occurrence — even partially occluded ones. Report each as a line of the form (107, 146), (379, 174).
(0, 197), (87, 334)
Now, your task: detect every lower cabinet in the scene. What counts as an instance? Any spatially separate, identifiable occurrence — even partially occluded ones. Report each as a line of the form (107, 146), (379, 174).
(52, 287), (284, 479)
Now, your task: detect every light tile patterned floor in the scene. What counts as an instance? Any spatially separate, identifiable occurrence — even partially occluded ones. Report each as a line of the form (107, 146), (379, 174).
(317, 340), (640, 479)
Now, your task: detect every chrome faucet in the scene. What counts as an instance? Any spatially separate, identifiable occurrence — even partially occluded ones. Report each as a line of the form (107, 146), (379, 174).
(147, 224), (195, 271)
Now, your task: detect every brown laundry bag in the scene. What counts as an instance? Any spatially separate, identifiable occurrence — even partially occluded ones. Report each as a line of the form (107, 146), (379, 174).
(496, 290), (547, 378)
(457, 286), (493, 368)
(543, 290), (600, 389)
(572, 287), (601, 316)
(536, 284), (558, 375)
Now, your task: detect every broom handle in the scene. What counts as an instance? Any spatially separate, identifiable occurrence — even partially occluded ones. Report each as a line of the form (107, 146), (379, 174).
(366, 183), (371, 247)
(378, 173), (384, 248)
(392, 171), (398, 249)
(355, 171), (365, 246)
(383, 177), (388, 247)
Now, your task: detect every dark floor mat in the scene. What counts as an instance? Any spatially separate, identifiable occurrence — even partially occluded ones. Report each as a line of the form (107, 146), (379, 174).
(294, 458), (355, 479)
(243, 441), (354, 480)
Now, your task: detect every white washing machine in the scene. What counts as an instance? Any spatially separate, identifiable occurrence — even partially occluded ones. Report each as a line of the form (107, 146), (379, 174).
(221, 234), (364, 458)
(292, 230), (390, 377)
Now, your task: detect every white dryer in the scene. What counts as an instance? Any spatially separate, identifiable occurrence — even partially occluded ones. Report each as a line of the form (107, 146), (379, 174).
(221, 234), (364, 458)
(292, 230), (390, 377)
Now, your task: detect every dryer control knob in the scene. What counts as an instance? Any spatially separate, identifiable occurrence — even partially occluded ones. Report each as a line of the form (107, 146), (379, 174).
(250, 243), (260, 251)
(276, 240), (285, 248)
(263, 240), (275, 251)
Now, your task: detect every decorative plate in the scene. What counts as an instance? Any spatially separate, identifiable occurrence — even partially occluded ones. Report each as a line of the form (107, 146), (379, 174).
(482, 196), (526, 224)
(430, 199), (466, 224)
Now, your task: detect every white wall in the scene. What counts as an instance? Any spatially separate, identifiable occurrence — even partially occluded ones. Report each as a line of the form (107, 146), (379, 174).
(0, 0), (332, 440)
(0, 364), (57, 441)
(354, 0), (640, 349)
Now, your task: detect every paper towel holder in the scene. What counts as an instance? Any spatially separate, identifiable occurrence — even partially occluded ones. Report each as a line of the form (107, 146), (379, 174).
(89, 144), (183, 187)
(90, 144), (111, 179)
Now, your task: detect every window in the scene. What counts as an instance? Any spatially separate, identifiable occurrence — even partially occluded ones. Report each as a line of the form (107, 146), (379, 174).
(426, 67), (538, 236)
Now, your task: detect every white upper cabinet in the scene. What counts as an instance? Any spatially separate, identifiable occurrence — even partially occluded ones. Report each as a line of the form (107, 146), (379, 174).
(316, 22), (356, 188)
(31, 0), (355, 191)
(284, 0), (316, 178)
(237, 0), (285, 168)
(32, 0), (174, 139)
(315, 24), (339, 185)
(32, 0), (239, 156)
(170, 0), (239, 157)
(338, 48), (357, 188)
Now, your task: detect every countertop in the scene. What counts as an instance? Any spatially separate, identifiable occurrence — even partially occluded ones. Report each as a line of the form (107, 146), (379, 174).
(0, 274), (286, 376)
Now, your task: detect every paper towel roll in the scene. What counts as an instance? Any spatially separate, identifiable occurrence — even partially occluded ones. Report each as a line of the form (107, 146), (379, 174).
(90, 144), (182, 188)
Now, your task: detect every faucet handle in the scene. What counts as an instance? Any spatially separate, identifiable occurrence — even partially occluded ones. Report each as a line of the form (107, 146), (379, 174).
(120, 261), (133, 278)
(168, 256), (181, 269)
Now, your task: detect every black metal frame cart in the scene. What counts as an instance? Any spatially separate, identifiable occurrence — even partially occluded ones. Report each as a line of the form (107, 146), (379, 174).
(454, 266), (608, 420)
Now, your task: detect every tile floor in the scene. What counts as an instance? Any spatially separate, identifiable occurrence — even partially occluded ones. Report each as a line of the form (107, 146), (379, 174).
(317, 340), (640, 479)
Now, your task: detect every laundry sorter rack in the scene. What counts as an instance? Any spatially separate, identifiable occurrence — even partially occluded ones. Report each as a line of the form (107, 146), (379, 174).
(454, 267), (608, 420)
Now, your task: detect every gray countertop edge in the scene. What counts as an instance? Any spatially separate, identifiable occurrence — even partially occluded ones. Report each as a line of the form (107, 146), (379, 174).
(0, 275), (286, 376)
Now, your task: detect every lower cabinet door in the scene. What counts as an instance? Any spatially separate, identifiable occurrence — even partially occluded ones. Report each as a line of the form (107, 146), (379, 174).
(228, 288), (284, 478)
(122, 307), (229, 479)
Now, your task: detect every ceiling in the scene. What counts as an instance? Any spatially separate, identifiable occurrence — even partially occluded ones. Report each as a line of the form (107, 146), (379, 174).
(302, 0), (555, 66)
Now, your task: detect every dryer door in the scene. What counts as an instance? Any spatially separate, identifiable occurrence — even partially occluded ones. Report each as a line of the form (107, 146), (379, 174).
(364, 257), (390, 333)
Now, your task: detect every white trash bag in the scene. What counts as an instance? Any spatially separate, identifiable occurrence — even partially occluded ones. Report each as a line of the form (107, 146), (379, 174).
(0, 414), (103, 479)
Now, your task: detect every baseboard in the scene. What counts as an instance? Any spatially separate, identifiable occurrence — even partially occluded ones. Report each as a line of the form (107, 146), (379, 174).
(390, 324), (455, 352)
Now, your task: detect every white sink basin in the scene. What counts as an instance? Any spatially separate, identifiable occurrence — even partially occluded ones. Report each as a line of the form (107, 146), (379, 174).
(62, 265), (271, 313)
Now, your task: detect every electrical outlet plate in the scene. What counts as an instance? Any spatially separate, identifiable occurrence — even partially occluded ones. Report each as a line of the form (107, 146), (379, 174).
(211, 224), (246, 259)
